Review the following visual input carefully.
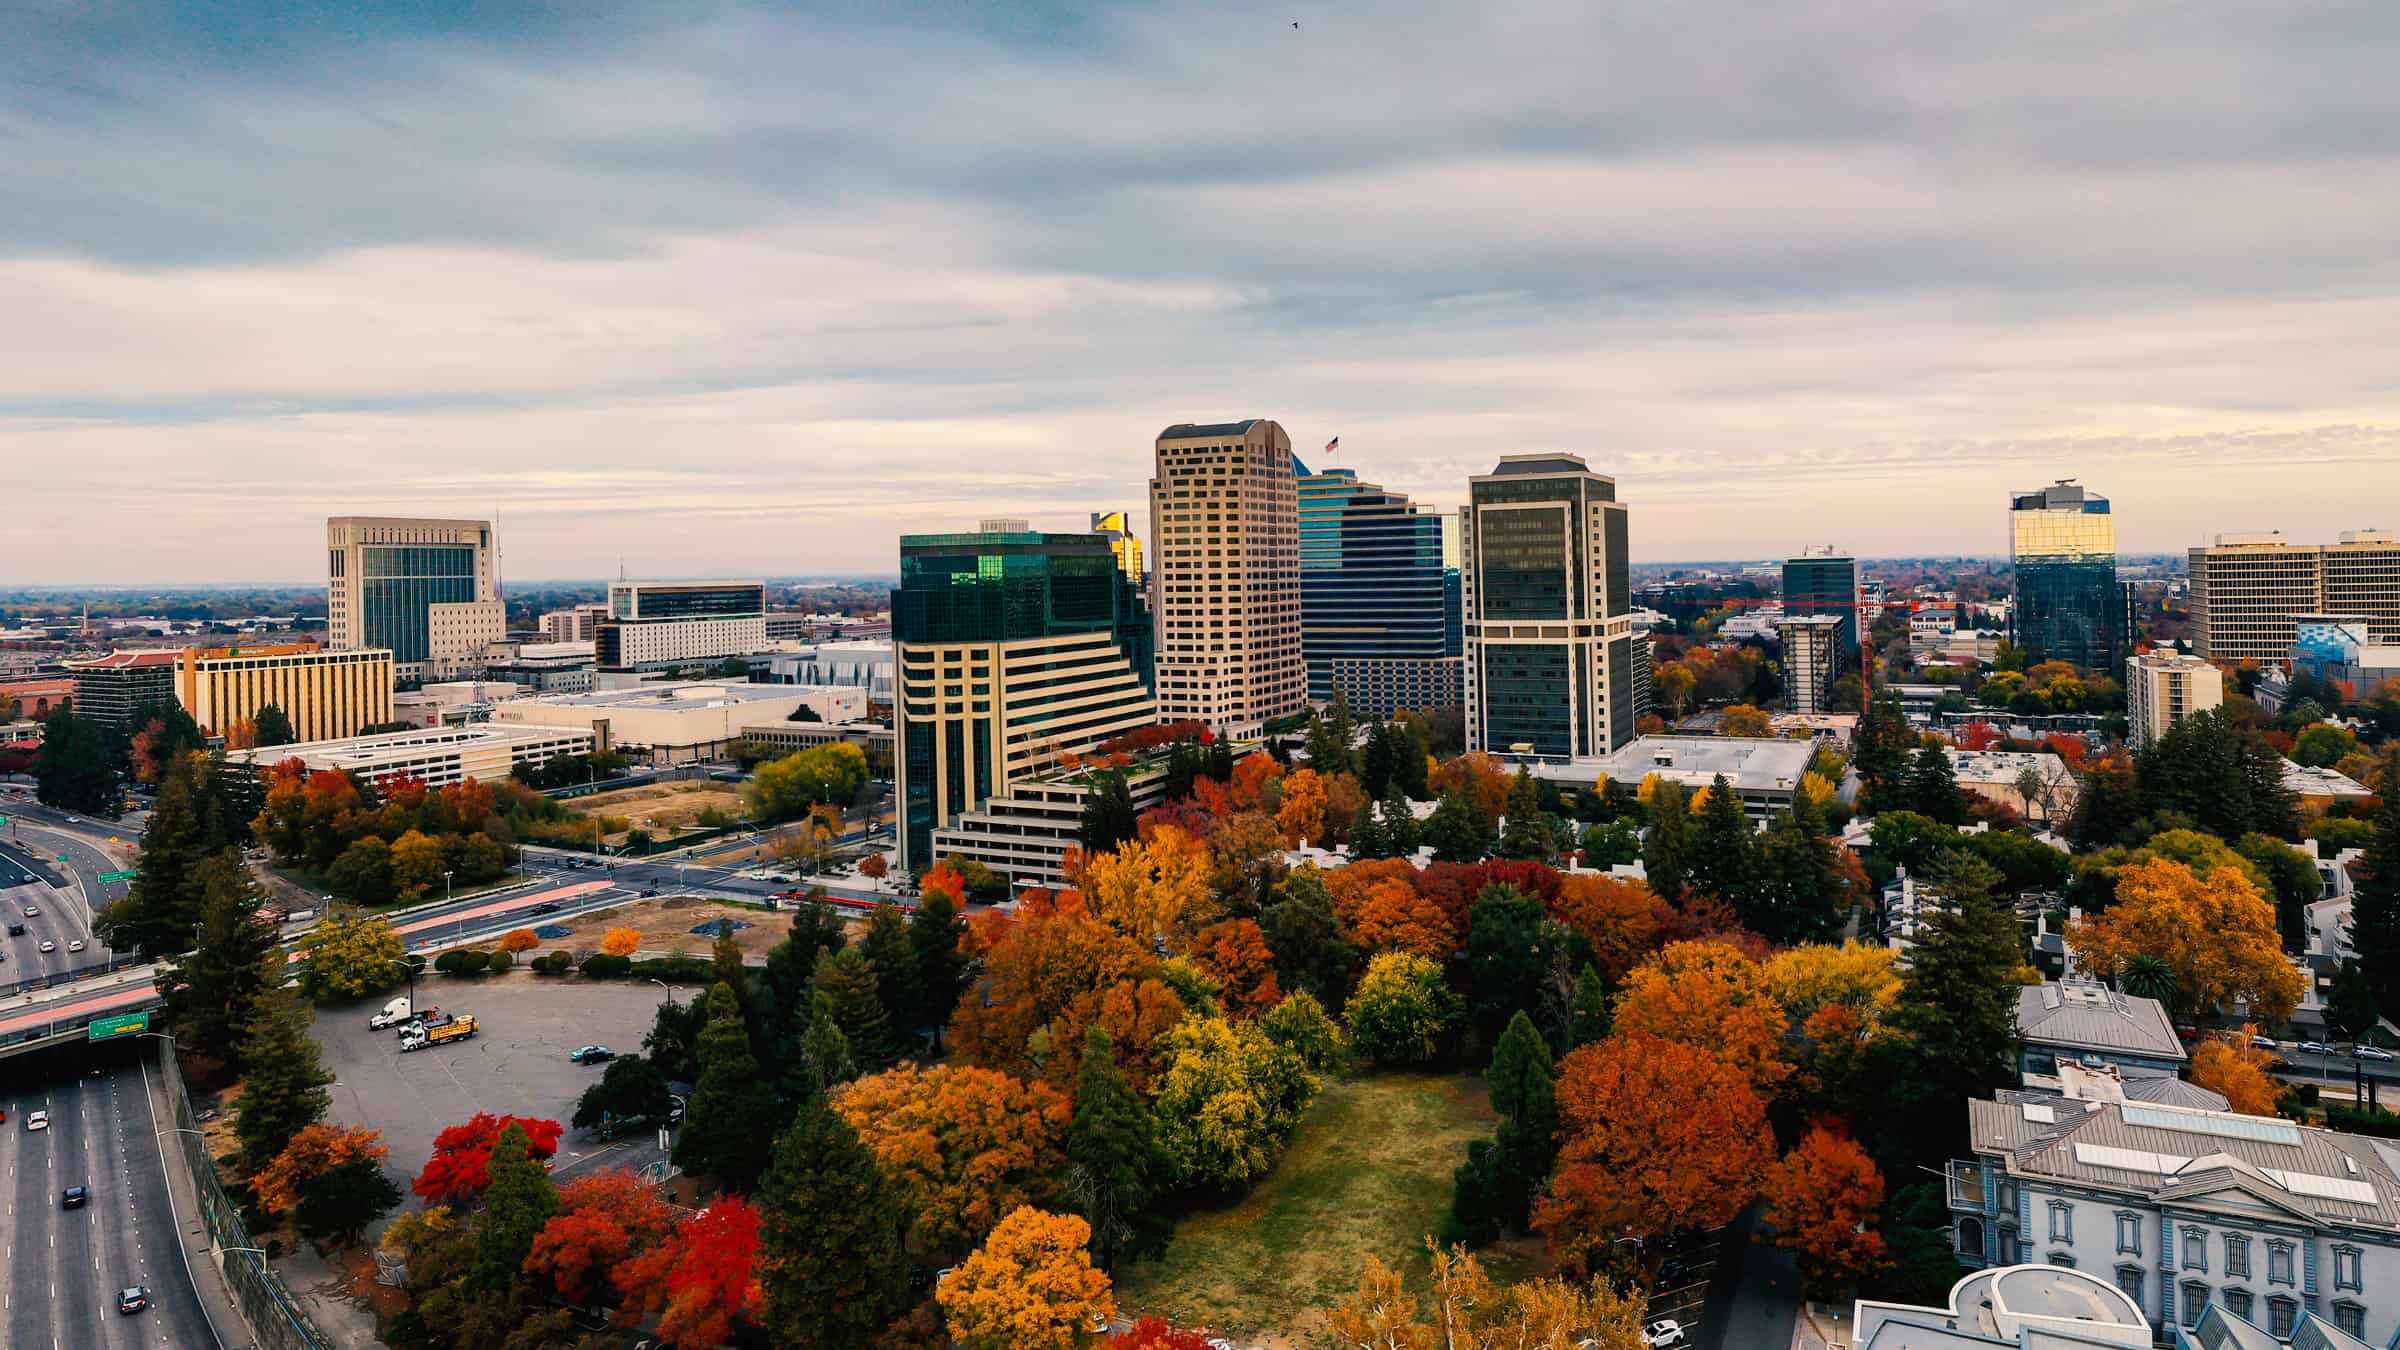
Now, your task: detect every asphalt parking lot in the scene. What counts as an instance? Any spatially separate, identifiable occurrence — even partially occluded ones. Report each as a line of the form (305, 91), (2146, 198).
(311, 973), (678, 1211)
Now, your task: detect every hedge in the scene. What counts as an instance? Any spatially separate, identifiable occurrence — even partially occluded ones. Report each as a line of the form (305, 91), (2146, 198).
(2323, 1102), (2400, 1138)
(531, 951), (576, 975)
(637, 955), (714, 984)
(434, 950), (490, 976)
(580, 953), (634, 979)
(485, 948), (513, 971)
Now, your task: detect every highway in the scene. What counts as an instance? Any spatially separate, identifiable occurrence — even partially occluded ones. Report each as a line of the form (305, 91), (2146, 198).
(1, 1057), (217, 1350)
(0, 789), (144, 991)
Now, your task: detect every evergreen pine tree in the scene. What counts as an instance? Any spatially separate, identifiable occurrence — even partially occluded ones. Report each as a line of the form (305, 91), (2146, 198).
(1877, 851), (2020, 1168)
(1079, 770), (1140, 853)
(32, 707), (121, 815)
(1593, 777), (1637, 824)
(252, 703), (297, 748)
(1361, 721), (1398, 799)
(98, 753), (214, 959)
(473, 1122), (560, 1291)
(1904, 743), (1967, 825)
(1394, 717), (1431, 799)
(675, 982), (779, 1191)
(1205, 738), (1236, 783)
(1261, 869), (1357, 1006)
(233, 964), (333, 1170)
(1423, 789), (1496, 863)
(159, 852), (278, 1068)
(1641, 779), (1692, 903)
(799, 991), (858, 1093)
(911, 888), (970, 1049)
(1686, 773), (1755, 903)
(2349, 749), (2400, 1020)
(1163, 738), (1201, 801)
(1498, 769), (1557, 861)
(1568, 962), (1611, 1047)
(1484, 1010), (1557, 1229)
(1065, 1027), (1173, 1271)
(758, 1094), (911, 1350)
(2329, 957), (2382, 1044)
(1852, 691), (1912, 814)
(814, 946), (897, 1070)
(1304, 690), (1357, 776)
(860, 902), (923, 1044)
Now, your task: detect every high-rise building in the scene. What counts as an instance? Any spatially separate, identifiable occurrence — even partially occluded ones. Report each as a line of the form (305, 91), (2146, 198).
(1782, 547), (1860, 677)
(893, 523), (1158, 871)
(2125, 651), (2223, 747)
(1298, 464), (1461, 716)
(1777, 615), (1844, 716)
(594, 580), (768, 670)
(1148, 420), (1305, 736)
(1089, 511), (1146, 585)
(326, 517), (505, 680)
(1461, 453), (1636, 758)
(62, 649), (182, 729)
(2189, 530), (2400, 665)
(176, 643), (394, 742)
(2008, 482), (2132, 671)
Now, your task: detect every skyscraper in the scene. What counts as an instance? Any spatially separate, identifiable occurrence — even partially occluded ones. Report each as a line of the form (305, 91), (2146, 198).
(2008, 482), (2131, 671)
(1089, 510), (1145, 585)
(2188, 530), (2400, 664)
(1148, 420), (1305, 737)
(893, 522), (1157, 871)
(326, 516), (505, 680)
(1776, 615), (1843, 716)
(1461, 454), (1635, 758)
(1782, 547), (1860, 677)
(2125, 651), (2223, 748)
(1298, 463), (1461, 716)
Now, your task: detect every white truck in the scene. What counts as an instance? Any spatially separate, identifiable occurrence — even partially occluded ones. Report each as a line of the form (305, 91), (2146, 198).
(369, 996), (414, 1030)
(399, 1014), (477, 1053)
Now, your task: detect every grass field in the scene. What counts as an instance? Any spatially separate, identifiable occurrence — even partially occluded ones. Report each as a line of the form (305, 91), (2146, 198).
(1117, 1070), (1524, 1346)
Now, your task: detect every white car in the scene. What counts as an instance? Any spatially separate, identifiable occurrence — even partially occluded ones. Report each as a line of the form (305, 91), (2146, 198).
(1643, 1322), (1687, 1348)
(67, 939), (84, 952)
(27, 1110), (49, 1131)
(38, 940), (55, 953)
(2358, 1046), (2396, 1062)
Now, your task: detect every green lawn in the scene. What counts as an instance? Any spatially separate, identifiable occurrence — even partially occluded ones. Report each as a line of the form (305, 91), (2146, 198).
(1118, 1071), (1520, 1345)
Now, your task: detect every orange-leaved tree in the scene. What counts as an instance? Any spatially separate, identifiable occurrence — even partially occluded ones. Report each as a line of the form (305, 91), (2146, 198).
(523, 1169), (680, 1304)
(499, 927), (540, 954)
(2191, 1025), (2285, 1117)
(1535, 1033), (1772, 1269)
(600, 926), (641, 957)
(1549, 873), (1666, 979)
(1274, 767), (1329, 845)
(833, 1064), (1073, 1261)
(1612, 939), (1793, 1092)
(936, 1206), (1114, 1350)
(1762, 1122), (1889, 1298)
(1326, 1240), (1645, 1349)
(1188, 917), (1283, 1018)
(255, 1123), (388, 1213)
(2065, 858), (2305, 1023)
(948, 901), (1164, 1083)
(1346, 877), (1455, 958)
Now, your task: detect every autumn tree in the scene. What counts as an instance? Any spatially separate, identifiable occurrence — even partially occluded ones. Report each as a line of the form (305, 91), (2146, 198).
(1150, 1015), (1319, 1193)
(1535, 1033), (1772, 1265)
(523, 1169), (679, 1306)
(1065, 1026), (1172, 1272)
(1188, 917), (1282, 1019)
(834, 1063), (1072, 1261)
(1718, 703), (1772, 739)
(1611, 939), (1791, 1092)
(2191, 1026), (2285, 1117)
(614, 1196), (765, 1350)
(413, 1113), (564, 1205)
(1344, 876), (1455, 960)
(1076, 824), (1215, 945)
(1765, 941), (1902, 1025)
(1763, 1123), (1889, 1298)
(1549, 873), (1665, 979)
(756, 1094), (911, 1350)
(1276, 766), (1330, 845)
(299, 909), (406, 1000)
(1325, 1241), (1645, 1350)
(1346, 951), (1464, 1067)
(600, 926), (641, 957)
(2066, 858), (2305, 1023)
(255, 1122), (390, 1217)
(937, 1206), (1114, 1350)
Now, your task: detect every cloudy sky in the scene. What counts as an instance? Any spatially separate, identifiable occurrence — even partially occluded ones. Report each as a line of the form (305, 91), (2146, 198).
(7, 1), (2399, 583)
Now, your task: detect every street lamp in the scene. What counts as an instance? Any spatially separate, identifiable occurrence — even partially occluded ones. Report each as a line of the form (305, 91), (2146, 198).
(650, 977), (677, 1006)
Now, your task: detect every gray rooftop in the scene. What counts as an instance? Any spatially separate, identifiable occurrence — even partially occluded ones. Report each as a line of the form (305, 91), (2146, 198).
(1587, 735), (1818, 793)
(2016, 981), (2186, 1063)
(1158, 420), (1260, 439)
(1481, 452), (1597, 477)
(2117, 1070), (2229, 1112)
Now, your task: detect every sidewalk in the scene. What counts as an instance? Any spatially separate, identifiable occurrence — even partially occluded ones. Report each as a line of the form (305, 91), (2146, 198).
(141, 1051), (261, 1350)
(1795, 1301), (1850, 1350)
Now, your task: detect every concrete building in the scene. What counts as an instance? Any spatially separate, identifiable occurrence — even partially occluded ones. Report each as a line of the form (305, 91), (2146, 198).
(893, 522), (1159, 871)
(538, 604), (609, 643)
(2190, 532), (2400, 665)
(751, 640), (894, 710)
(326, 516), (505, 680)
(1948, 748), (2083, 827)
(1089, 510), (1145, 585)
(1853, 1264), (2151, 1350)
(226, 722), (594, 789)
(492, 682), (860, 763)
(2285, 762), (2375, 814)
(2010, 481), (2133, 672)
(388, 678), (531, 728)
(1462, 454), (1636, 758)
(1783, 546), (1860, 676)
(0, 676), (74, 720)
(1533, 734), (1817, 820)
(1958, 1088), (2400, 1342)
(2015, 979), (2189, 1086)
(481, 641), (597, 694)
(2290, 618), (2400, 698)
(63, 650), (181, 728)
(176, 643), (394, 743)
(2128, 652), (2226, 748)
(931, 766), (1171, 887)
(595, 580), (768, 671)
(1148, 420), (1306, 736)
(1778, 614), (1844, 715)
(1298, 463), (1461, 716)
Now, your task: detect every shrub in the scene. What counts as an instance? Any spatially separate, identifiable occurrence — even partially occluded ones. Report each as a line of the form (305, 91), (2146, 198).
(580, 953), (634, 979)
(484, 949), (513, 971)
(638, 954), (713, 984)
(433, 949), (489, 976)
(531, 951), (575, 975)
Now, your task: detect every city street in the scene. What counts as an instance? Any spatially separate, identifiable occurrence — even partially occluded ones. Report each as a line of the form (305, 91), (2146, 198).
(1, 1057), (218, 1350)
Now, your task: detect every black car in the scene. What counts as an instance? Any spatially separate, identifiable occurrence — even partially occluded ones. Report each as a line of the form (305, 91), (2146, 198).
(118, 1286), (149, 1314)
(6, 922), (23, 936)
(531, 903), (562, 915)
(62, 1185), (88, 1209)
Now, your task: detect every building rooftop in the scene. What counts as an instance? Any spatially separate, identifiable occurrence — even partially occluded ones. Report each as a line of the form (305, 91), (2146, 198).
(508, 682), (811, 713)
(1587, 734), (1818, 792)
(1854, 1264), (2149, 1350)
(1480, 452), (1600, 478)
(1948, 749), (2078, 787)
(226, 722), (589, 769)
(1158, 420), (1261, 439)
(63, 649), (183, 670)
(2016, 981), (2185, 1063)
(2285, 762), (2374, 799)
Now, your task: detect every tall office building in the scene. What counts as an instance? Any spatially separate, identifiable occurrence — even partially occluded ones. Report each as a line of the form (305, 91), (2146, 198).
(2189, 531), (2400, 664)
(1148, 420), (1305, 737)
(326, 517), (505, 680)
(2008, 482), (2132, 671)
(595, 580), (768, 670)
(1461, 454), (1636, 758)
(1777, 615), (1843, 716)
(2125, 651), (2223, 748)
(1298, 464), (1461, 716)
(62, 649), (182, 729)
(1089, 511), (1146, 585)
(1782, 547), (1860, 677)
(893, 522), (1158, 871)
(177, 643), (394, 742)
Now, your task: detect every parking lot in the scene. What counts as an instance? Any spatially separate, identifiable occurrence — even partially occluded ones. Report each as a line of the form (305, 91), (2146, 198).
(310, 973), (678, 1211)
(1642, 1224), (1726, 1346)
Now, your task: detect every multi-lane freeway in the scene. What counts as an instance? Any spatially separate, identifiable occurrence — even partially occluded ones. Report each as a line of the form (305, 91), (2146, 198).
(1, 1056), (218, 1350)
(0, 789), (144, 992)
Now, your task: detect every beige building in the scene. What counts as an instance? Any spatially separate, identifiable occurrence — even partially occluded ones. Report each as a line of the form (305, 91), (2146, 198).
(227, 723), (594, 789)
(2189, 530), (2400, 665)
(539, 603), (608, 642)
(1148, 419), (1306, 737)
(326, 516), (506, 680)
(2125, 650), (2224, 747)
(492, 681), (863, 763)
(177, 643), (394, 743)
(1777, 615), (1843, 716)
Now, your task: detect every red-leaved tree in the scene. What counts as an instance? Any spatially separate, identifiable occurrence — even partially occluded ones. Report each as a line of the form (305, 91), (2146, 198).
(613, 1195), (764, 1349)
(523, 1170), (679, 1304)
(412, 1113), (564, 1204)
(1109, 1315), (1218, 1348)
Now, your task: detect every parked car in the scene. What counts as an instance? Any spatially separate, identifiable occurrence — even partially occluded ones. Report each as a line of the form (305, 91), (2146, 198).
(1643, 1321), (1687, 1348)
(2358, 1046), (2396, 1062)
(569, 1045), (615, 1064)
(62, 1185), (88, 1209)
(2299, 1041), (2334, 1055)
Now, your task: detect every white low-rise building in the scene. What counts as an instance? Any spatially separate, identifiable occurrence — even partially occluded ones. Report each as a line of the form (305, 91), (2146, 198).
(493, 682), (864, 763)
(227, 723), (595, 789)
(1853, 1263), (2151, 1349)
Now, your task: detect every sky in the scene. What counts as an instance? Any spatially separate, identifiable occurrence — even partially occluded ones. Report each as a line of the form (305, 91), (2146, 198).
(6, 1), (2400, 583)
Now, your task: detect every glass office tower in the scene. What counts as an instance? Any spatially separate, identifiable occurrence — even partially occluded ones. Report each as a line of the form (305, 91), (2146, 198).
(1461, 454), (1635, 758)
(2009, 480), (2132, 671)
(1297, 463), (1461, 715)
(1782, 547), (1860, 677)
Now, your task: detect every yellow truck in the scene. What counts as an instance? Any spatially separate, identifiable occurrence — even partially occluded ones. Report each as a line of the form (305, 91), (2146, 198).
(399, 1014), (478, 1052)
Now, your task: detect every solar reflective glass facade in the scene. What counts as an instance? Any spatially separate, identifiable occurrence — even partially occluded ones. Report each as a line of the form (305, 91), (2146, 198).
(2010, 482), (2131, 671)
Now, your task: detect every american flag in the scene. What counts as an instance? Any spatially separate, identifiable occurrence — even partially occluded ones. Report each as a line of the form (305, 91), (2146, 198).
(1324, 436), (1339, 452)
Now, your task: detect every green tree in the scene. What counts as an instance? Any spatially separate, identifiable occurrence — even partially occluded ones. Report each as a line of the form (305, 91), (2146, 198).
(1497, 769), (1558, 861)
(2067, 755), (2144, 850)
(2293, 723), (2361, 769)
(757, 1094), (911, 1350)
(1851, 692), (1913, 814)
(676, 982), (779, 1191)
(1346, 951), (1464, 1067)
(815, 946), (898, 1070)
(912, 888), (970, 1050)
(1687, 773), (1755, 903)
(2236, 832), (2324, 953)
(1422, 789), (1496, 863)
(1567, 963), (1611, 1048)
(641, 991), (710, 1086)
(571, 1054), (673, 1133)
(252, 703), (297, 749)
(1872, 852), (2020, 1171)
(1753, 790), (1846, 945)
(747, 741), (870, 820)
(2136, 708), (2301, 841)
(1579, 820), (1641, 869)
(97, 753), (224, 958)
(1064, 1027), (1172, 1272)
(799, 991), (858, 1093)
(1482, 1010), (1557, 1230)
(472, 1122), (560, 1291)
(299, 909), (405, 1000)
(1354, 787), (1421, 861)
(1465, 886), (1589, 1043)
(1260, 868), (1357, 1007)
(2351, 750), (2400, 1020)
(293, 1153), (401, 1246)
(325, 836), (397, 906)
(1360, 720), (1400, 798)
(33, 707), (121, 815)
(2119, 953), (2177, 1006)
(1641, 779), (1692, 904)
(158, 854), (279, 1066)
(1260, 989), (1345, 1074)
(861, 902), (923, 1040)
(1304, 689), (1358, 777)
(1079, 769), (1140, 854)
(234, 967), (334, 1171)
(2328, 958), (2381, 1044)
(1902, 744), (1966, 826)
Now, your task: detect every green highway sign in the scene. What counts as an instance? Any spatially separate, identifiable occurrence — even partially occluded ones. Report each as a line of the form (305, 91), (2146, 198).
(99, 869), (138, 883)
(87, 1012), (151, 1041)
(58, 853), (70, 863)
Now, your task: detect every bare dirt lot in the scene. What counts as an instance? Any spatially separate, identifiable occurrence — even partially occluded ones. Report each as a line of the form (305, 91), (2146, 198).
(565, 781), (752, 842)
(537, 893), (851, 959)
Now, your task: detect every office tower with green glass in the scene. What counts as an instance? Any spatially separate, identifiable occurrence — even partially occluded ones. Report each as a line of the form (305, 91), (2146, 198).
(1461, 454), (1636, 759)
(2008, 481), (2132, 671)
(893, 520), (1157, 871)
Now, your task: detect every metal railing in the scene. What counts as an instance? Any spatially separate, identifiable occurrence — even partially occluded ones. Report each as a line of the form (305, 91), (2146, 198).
(156, 1039), (334, 1350)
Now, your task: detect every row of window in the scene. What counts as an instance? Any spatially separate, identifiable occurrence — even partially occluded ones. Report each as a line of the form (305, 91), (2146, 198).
(2070, 1203), (2361, 1291)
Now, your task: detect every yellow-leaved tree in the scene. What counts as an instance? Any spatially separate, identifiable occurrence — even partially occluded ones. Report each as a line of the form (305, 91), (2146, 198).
(299, 910), (405, 999)
(1764, 941), (1902, 1025)
(1072, 824), (1214, 946)
(1326, 1240), (1645, 1349)
(935, 1206), (1112, 1350)
(2066, 859), (2305, 1024)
